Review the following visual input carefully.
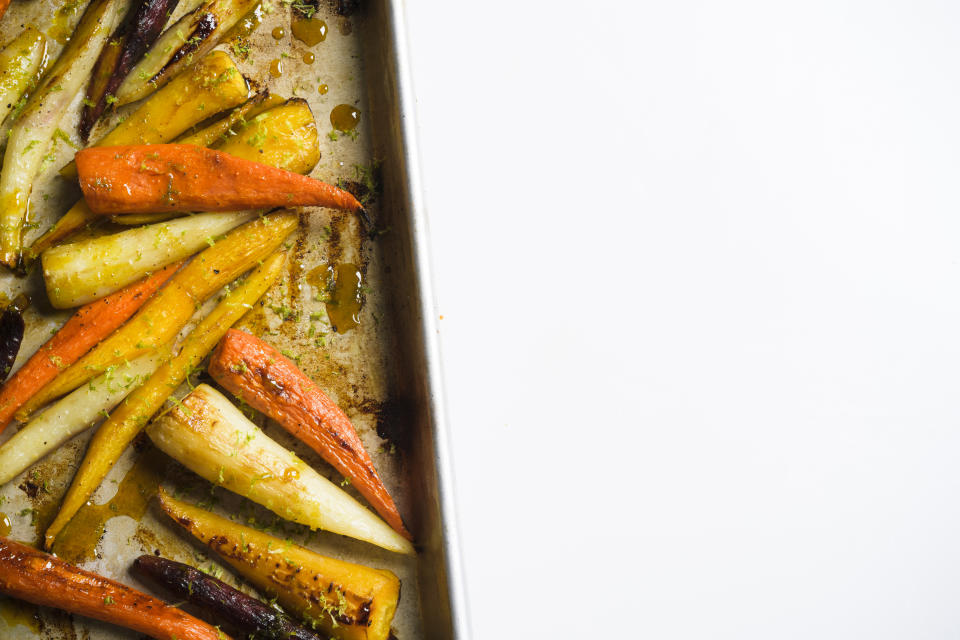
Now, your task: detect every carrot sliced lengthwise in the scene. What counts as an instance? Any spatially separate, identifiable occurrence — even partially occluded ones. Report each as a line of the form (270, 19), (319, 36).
(76, 143), (365, 216)
(17, 213), (297, 422)
(0, 262), (179, 434)
(0, 537), (231, 640)
(158, 491), (401, 640)
(45, 252), (288, 551)
(209, 329), (411, 540)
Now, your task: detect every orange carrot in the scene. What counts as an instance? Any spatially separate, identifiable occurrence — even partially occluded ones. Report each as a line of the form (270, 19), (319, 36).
(76, 144), (365, 215)
(0, 537), (231, 640)
(0, 0), (10, 21)
(209, 329), (411, 539)
(0, 262), (179, 433)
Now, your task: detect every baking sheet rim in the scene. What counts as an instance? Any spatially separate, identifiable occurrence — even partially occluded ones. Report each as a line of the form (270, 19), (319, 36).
(384, 2), (471, 637)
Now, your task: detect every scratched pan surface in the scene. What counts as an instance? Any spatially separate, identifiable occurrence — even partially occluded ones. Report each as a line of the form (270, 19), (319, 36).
(0, 0), (467, 638)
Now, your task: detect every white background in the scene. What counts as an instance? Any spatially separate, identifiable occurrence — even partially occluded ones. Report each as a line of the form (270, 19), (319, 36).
(405, 1), (960, 637)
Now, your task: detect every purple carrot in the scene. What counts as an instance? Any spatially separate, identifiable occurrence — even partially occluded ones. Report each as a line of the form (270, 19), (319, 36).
(133, 555), (325, 640)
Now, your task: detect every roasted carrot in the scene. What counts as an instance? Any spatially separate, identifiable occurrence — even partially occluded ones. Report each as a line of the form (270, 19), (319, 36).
(209, 329), (410, 539)
(29, 95), (314, 264)
(0, 263), (178, 434)
(17, 213), (297, 421)
(147, 383), (413, 555)
(76, 144), (364, 216)
(79, 0), (184, 140)
(158, 491), (401, 640)
(44, 252), (286, 550)
(0, 0), (10, 21)
(0, 537), (231, 640)
(134, 555), (325, 640)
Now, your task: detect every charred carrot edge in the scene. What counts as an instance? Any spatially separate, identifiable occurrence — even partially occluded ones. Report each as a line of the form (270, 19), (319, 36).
(0, 294), (28, 382)
(209, 329), (411, 539)
(76, 144), (365, 216)
(79, 0), (182, 140)
(0, 262), (179, 433)
(0, 537), (230, 640)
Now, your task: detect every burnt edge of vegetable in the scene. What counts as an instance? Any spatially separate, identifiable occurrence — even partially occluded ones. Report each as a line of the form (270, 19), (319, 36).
(81, 0), (183, 139)
(0, 293), (29, 381)
(149, 11), (218, 85)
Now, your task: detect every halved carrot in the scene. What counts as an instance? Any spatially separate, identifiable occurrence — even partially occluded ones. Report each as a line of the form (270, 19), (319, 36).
(76, 143), (364, 215)
(0, 536), (230, 640)
(0, 262), (179, 434)
(209, 329), (411, 539)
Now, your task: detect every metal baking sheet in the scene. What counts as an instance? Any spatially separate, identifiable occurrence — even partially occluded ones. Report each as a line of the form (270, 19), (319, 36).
(0, 0), (468, 637)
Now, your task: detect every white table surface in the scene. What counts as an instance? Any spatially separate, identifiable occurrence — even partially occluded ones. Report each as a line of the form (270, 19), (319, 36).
(404, 1), (960, 637)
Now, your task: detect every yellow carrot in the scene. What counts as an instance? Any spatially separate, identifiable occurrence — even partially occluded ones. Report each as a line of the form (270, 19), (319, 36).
(17, 212), (296, 421)
(158, 491), (401, 640)
(0, 265), (178, 433)
(44, 251), (287, 550)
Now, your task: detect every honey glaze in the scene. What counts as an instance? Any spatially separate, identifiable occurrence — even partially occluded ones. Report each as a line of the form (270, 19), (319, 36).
(302, 51), (315, 64)
(309, 263), (364, 333)
(51, 453), (164, 564)
(317, 83), (329, 95)
(48, 0), (83, 45)
(0, 512), (9, 536)
(226, 2), (264, 39)
(218, 94), (287, 145)
(271, 26), (286, 39)
(330, 104), (360, 131)
(291, 15), (327, 46)
(269, 58), (283, 78)
(0, 596), (41, 633)
(0, 192), (28, 266)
